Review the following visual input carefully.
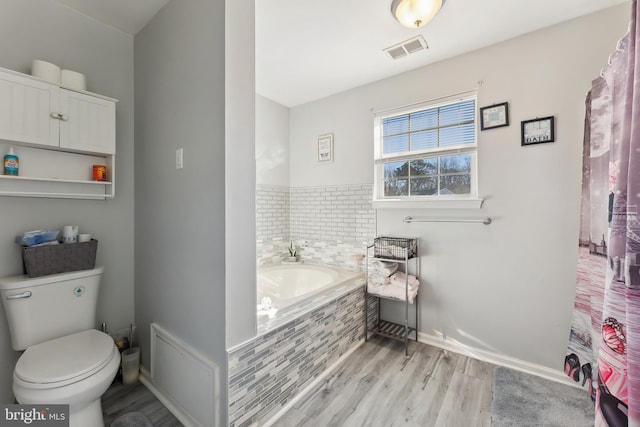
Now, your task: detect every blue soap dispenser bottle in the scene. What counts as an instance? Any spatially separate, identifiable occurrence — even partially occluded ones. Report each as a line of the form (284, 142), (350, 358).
(4, 147), (19, 176)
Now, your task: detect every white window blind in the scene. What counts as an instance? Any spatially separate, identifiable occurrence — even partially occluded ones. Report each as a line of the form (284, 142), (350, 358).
(374, 93), (478, 202)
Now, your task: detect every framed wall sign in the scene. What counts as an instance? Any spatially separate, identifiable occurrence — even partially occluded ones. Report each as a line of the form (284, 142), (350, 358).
(521, 116), (555, 146)
(480, 102), (509, 130)
(317, 133), (334, 163)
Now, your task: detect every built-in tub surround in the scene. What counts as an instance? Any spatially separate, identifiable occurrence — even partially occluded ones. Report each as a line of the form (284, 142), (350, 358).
(257, 263), (364, 333)
(244, 182), (373, 425)
(291, 184), (375, 269)
(228, 285), (365, 427)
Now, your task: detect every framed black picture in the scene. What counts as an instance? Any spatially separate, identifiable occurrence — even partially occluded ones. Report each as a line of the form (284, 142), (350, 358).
(521, 116), (555, 146)
(480, 102), (509, 130)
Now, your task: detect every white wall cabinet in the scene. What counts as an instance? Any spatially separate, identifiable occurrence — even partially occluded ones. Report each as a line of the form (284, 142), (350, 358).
(59, 89), (115, 155)
(0, 71), (59, 148)
(0, 67), (117, 199)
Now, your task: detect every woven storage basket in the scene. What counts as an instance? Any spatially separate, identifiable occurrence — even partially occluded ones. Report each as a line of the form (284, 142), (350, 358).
(22, 239), (98, 278)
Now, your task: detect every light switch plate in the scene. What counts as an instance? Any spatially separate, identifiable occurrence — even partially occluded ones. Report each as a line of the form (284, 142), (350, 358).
(176, 148), (183, 169)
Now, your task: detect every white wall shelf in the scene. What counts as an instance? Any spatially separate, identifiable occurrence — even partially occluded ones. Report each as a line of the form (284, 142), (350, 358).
(0, 175), (110, 184)
(0, 66), (117, 200)
(0, 175), (113, 199)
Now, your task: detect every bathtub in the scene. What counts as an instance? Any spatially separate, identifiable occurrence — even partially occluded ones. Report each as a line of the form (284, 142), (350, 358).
(257, 263), (364, 321)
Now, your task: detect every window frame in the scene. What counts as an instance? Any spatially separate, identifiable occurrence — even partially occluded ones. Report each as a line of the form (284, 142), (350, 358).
(373, 92), (482, 209)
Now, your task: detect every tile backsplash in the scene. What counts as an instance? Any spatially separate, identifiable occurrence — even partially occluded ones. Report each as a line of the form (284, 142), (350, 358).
(256, 185), (290, 242)
(256, 184), (376, 268)
(290, 184), (374, 243)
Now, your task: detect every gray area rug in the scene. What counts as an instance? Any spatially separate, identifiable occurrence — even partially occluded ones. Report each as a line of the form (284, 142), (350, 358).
(110, 411), (154, 427)
(491, 366), (593, 427)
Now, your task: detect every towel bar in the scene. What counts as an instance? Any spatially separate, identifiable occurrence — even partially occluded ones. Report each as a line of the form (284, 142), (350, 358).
(403, 216), (492, 225)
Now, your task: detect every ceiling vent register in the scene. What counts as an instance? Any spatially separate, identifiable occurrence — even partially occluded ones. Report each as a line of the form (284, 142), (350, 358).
(383, 34), (428, 60)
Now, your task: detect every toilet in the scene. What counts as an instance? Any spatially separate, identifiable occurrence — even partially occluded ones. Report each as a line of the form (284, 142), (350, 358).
(0, 267), (120, 427)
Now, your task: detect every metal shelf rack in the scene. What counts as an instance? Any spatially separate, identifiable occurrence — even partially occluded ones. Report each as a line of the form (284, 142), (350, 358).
(365, 237), (419, 356)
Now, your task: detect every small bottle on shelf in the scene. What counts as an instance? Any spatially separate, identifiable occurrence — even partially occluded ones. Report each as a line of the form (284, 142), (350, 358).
(4, 147), (19, 176)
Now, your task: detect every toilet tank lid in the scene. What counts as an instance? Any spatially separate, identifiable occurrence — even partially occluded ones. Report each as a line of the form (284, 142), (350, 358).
(0, 267), (103, 291)
(15, 329), (115, 385)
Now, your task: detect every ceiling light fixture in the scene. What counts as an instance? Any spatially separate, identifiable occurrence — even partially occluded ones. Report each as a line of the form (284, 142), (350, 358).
(391, 0), (445, 29)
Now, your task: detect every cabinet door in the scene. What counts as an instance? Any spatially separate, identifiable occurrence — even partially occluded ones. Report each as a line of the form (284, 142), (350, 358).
(59, 89), (115, 154)
(0, 71), (59, 147)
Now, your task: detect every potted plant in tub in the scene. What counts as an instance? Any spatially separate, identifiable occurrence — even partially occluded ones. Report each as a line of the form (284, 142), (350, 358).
(287, 242), (298, 263)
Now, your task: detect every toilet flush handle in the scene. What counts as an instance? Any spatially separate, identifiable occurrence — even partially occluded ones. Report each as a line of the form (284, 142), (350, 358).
(6, 291), (31, 300)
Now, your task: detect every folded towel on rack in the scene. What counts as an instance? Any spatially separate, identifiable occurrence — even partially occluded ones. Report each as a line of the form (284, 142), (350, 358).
(369, 260), (398, 276)
(389, 271), (419, 291)
(368, 274), (390, 287)
(367, 282), (418, 304)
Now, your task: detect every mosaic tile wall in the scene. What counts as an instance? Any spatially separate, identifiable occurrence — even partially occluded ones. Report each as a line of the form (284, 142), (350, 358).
(256, 185), (290, 265)
(256, 185), (290, 241)
(227, 286), (365, 427)
(256, 237), (290, 266)
(294, 239), (367, 270)
(290, 184), (375, 243)
(256, 184), (376, 268)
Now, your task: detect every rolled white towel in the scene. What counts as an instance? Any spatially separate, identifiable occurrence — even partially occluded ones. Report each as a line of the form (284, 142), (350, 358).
(370, 260), (398, 276)
(260, 296), (273, 310)
(389, 272), (419, 290)
(257, 304), (278, 319)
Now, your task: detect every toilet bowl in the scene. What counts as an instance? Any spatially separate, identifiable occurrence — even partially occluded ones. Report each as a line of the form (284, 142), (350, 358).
(0, 267), (118, 427)
(12, 330), (120, 427)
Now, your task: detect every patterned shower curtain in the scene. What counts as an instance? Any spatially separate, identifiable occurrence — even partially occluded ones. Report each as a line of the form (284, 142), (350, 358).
(566, 2), (640, 426)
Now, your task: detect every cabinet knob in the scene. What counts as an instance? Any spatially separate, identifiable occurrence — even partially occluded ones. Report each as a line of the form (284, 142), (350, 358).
(49, 112), (68, 121)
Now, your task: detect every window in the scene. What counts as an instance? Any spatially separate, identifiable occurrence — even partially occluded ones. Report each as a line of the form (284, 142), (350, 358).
(373, 93), (478, 205)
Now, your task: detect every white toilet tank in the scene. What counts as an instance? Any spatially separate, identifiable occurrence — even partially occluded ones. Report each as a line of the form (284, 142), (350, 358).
(0, 267), (103, 351)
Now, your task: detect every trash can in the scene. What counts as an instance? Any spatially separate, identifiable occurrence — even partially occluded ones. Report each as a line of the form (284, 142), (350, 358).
(121, 347), (140, 384)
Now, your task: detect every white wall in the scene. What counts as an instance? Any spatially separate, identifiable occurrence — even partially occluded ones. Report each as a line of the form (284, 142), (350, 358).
(226, 0), (257, 349)
(0, 0), (135, 402)
(134, 0), (228, 424)
(256, 95), (290, 187)
(289, 5), (630, 371)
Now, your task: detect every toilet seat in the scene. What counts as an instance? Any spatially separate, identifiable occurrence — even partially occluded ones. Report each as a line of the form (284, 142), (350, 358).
(15, 329), (116, 389)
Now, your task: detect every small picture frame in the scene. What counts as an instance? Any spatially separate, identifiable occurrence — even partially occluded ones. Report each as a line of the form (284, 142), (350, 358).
(521, 116), (555, 146)
(480, 102), (509, 130)
(317, 133), (334, 163)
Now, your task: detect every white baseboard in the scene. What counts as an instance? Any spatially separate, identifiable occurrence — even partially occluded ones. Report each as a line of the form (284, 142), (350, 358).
(261, 339), (365, 427)
(417, 331), (580, 388)
(139, 366), (203, 427)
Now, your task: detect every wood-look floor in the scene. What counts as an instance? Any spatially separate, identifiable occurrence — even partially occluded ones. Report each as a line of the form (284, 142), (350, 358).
(101, 337), (494, 427)
(273, 335), (494, 427)
(101, 381), (182, 426)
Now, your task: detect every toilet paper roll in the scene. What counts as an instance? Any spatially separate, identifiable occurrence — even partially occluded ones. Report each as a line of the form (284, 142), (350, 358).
(61, 69), (86, 91)
(31, 60), (60, 83)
